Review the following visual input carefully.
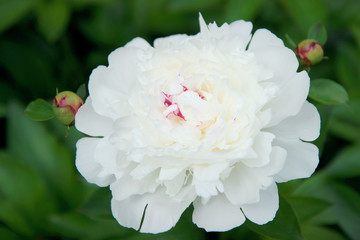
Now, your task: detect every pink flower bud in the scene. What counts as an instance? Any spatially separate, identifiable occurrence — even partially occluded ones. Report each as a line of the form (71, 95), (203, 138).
(295, 39), (324, 67)
(52, 91), (83, 126)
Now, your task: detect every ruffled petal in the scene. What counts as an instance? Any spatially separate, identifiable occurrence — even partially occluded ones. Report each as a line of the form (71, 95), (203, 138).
(75, 137), (115, 187)
(267, 101), (320, 141)
(75, 98), (114, 137)
(110, 171), (159, 201)
(111, 189), (193, 233)
(241, 132), (275, 167)
(192, 194), (245, 231)
(274, 139), (319, 182)
(241, 182), (279, 224)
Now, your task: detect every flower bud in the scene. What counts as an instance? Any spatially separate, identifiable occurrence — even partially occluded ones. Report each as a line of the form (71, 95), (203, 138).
(295, 39), (324, 67)
(52, 91), (83, 126)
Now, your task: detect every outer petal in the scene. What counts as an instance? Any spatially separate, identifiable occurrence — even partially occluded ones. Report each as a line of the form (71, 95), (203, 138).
(265, 71), (310, 127)
(241, 182), (279, 224)
(75, 98), (114, 137)
(253, 46), (299, 84)
(75, 137), (114, 187)
(111, 189), (193, 233)
(192, 194), (245, 231)
(248, 29), (284, 50)
(274, 139), (319, 182)
(89, 66), (132, 119)
(267, 101), (320, 141)
(223, 163), (263, 205)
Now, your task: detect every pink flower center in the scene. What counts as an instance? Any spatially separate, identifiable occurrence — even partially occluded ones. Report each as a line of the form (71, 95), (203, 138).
(162, 85), (206, 121)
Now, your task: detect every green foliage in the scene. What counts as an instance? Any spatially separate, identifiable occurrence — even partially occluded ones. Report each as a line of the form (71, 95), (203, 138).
(0, 0), (359, 239)
(308, 24), (327, 45)
(246, 196), (302, 240)
(309, 79), (349, 105)
(25, 98), (54, 121)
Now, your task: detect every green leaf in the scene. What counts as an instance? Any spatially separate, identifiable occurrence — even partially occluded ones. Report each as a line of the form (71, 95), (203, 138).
(0, 152), (56, 235)
(0, 0), (36, 33)
(0, 40), (56, 97)
(335, 44), (360, 99)
(280, 0), (326, 33)
(328, 100), (360, 142)
(309, 79), (349, 105)
(302, 225), (347, 240)
(0, 227), (20, 240)
(7, 101), (88, 208)
(308, 23), (327, 45)
(48, 212), (133, 239)
(24, 98), (54, 121)
(328, 182), (360, 240)
(168, 0), (220, 12)
(223, 0), (266, 22)
(76, 83), (87, 100)
(287, 196), (332, 222)
(37, 0), (70, 42)
(325, 144), (360, 178)
(246, 196), (303, 240)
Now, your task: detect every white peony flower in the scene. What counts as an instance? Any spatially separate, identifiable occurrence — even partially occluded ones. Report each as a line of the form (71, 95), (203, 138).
(75, 14), (320, 233)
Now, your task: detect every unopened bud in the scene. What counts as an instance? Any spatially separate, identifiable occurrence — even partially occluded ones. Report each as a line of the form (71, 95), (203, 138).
(295, 39), (324, 67)
(52, 91), (83, 126)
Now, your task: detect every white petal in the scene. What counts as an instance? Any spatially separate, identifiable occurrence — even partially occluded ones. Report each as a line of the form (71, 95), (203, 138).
(248, 29), (284, 50)
(241, 182), (279, 225)
(229, 20), (253, 42)
(223, 163), (263, 205)
(125, 37), (151, 50)
(89, 66), (131, 119)
(241, 132), (275, 167)
(265, 71), (310, 127)
(110, 171), (159, 201)
(75, 138), (114, 187)
(111, 190), (193, 233)
(192, 194), (245, 231)
(192, 162), (230, 182)
(94, 137), (119, 178)
(154, 34), (189, 49)
(254, 46), (299, 85)
(274, 139), (319, 182)
(75, 98), (114, 137)
(267, 101), (320, 141)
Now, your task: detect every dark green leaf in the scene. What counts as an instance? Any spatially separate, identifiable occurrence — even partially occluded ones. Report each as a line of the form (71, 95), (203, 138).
(280, 0), (326, 33)
(328, 100), (360, 142)
(48, 212), (133, 239)
(0, 227), (20, 240)
(328, 182), (360, 240)
(24, 98), (54, 121)
(308, 24), (327, 45)
(335, 44), (360, 99)
(309, 79), (349, 105)
(0, 40), (56, 97)
(37, 0), (70, 42)
(246, 196), (303, 240)
(287, 196), (332, 222)
(223, 0), (265, 21)
(325, 144), (360, 178)
(7, 101), (88, 208)
(0, 151), (56, 235)
(302, 225), (347, 240)
(76, 83), (87, 100)
(0, 0), (36, 33)
(168, 0), (220, 12)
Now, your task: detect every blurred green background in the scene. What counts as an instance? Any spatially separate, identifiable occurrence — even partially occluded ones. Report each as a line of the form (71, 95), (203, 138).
(1, 0), (360, 239)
